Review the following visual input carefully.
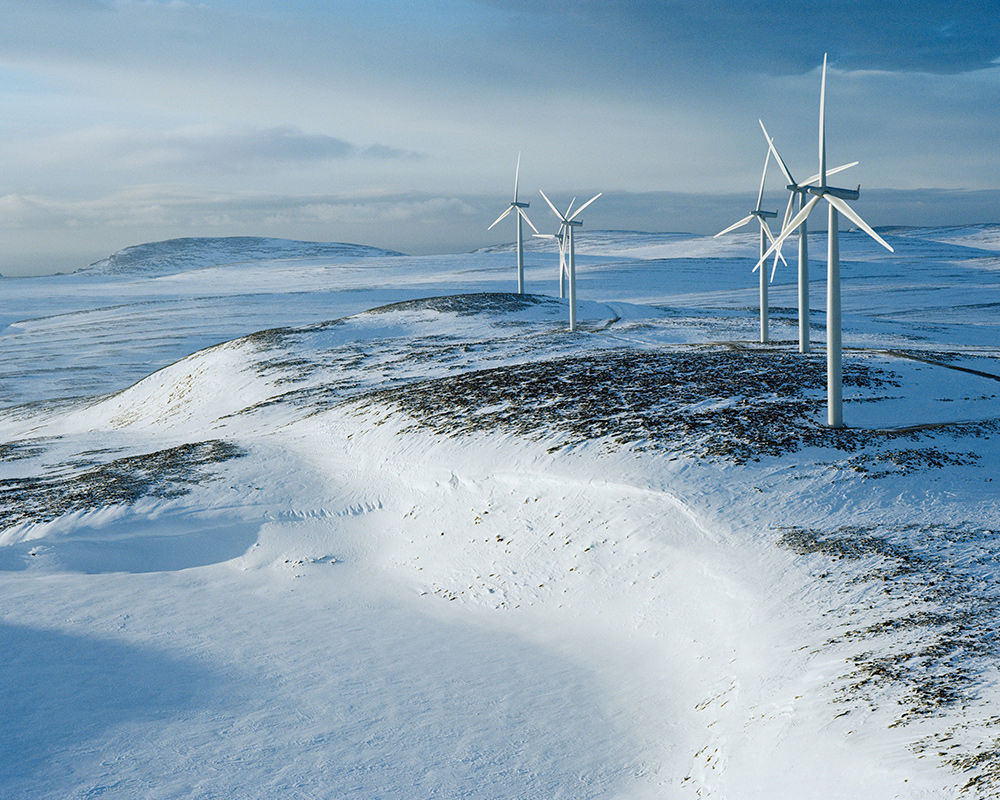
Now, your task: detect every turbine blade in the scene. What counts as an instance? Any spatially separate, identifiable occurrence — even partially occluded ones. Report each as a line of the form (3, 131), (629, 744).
(826, 195), (894, 252)
(755, 147), (770, 212)
(759, 119), (795, 185)
(782, 192), (796, 231)
(770, 249), (784, 282)
(564, 196), (577, 219)
(488, 206), (513, 230)
(761, 218), (777, 245)
(517, 206), (539, 234)
(567, 192), (601, 221)
(714, 215), (754, 237)
(802, 161), (858, 185)
(760, 219), (789, 268)
(782, 193), (821, 238)
(819, 53), (827, 186)
(513, 152), (521, 202)
(753, 194), (821, 271)
(539, 189), (562, 220)
(532, 233), (555, 239)
(825, 160), (858, 179)
(762, 219), (790, 270)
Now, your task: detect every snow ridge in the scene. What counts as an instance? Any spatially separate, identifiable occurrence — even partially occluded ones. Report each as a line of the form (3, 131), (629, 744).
(81, 236), (404, 277)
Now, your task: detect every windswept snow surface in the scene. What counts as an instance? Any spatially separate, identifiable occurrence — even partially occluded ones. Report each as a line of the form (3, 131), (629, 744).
(2, 231), (1000, 798)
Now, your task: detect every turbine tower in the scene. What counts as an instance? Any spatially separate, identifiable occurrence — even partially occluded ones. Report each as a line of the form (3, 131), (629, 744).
(758, 119), (857, 354)
(488, 153), (538, 294)
(714, 146), (787, 344)
(757, 54), (894, 428)
(539, 189), (601, 331)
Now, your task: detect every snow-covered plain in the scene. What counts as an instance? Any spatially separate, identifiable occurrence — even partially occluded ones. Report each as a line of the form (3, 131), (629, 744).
(1, 229), (999, 798)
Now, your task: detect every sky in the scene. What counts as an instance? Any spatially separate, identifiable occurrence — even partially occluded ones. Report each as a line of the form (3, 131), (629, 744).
(1, 0), (999, 275)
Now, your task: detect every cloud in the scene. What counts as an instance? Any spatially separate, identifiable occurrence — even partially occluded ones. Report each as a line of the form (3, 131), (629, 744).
(17, 125), (420, 172)
(264, 195), (481, 226)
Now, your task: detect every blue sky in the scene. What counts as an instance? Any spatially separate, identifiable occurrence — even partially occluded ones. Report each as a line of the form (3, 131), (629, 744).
(2, 0), (998, 274)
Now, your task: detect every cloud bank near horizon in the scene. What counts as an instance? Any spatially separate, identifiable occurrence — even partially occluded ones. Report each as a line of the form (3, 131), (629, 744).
(4, 187), (999, 277)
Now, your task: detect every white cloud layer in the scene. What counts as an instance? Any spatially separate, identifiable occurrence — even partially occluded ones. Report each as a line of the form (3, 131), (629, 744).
(14, 125), (418, 171)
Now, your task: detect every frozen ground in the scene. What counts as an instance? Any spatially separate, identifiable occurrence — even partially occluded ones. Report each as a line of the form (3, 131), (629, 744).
(1, 228), (999, 798)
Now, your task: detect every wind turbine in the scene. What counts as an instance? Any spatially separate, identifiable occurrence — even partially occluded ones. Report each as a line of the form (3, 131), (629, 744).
(758, 119), (857, 354)
(714, 146), (787, 344)
(532, 196), (575, 298)
(488, 153), (538, 294)
(757, 54), (894, 428)
(539, 189), (601, 331)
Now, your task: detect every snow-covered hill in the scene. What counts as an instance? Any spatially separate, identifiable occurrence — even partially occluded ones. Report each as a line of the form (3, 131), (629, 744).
(1, 229), (999, 798)
(80, 236), (404, 277)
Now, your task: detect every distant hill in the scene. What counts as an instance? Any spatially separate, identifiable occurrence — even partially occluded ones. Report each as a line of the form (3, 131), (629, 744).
(79, 236), (404, 278)
(878, 223), (1000, 251)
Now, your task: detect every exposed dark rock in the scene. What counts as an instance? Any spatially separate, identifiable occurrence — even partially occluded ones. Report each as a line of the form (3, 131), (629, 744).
(0, 440), (245, 530)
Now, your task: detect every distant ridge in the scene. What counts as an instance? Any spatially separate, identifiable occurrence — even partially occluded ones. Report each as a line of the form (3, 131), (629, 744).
(79, 236), (405, 278)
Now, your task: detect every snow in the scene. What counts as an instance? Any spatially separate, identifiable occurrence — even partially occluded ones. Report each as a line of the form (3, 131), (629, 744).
(1, 229), (999, 798)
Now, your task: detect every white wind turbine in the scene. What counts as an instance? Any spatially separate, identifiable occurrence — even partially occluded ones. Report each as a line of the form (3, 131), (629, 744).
(758, 119), (857, 354)
(714, 146), (787, 343)
(539, 189), (601, 331)
(532, 196), (575, 298)
(488, 153), (538, 294)
(757, 54), (894, 428)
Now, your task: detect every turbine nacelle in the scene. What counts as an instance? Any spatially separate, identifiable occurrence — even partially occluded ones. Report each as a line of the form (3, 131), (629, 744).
(806, 185), (860, 201)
